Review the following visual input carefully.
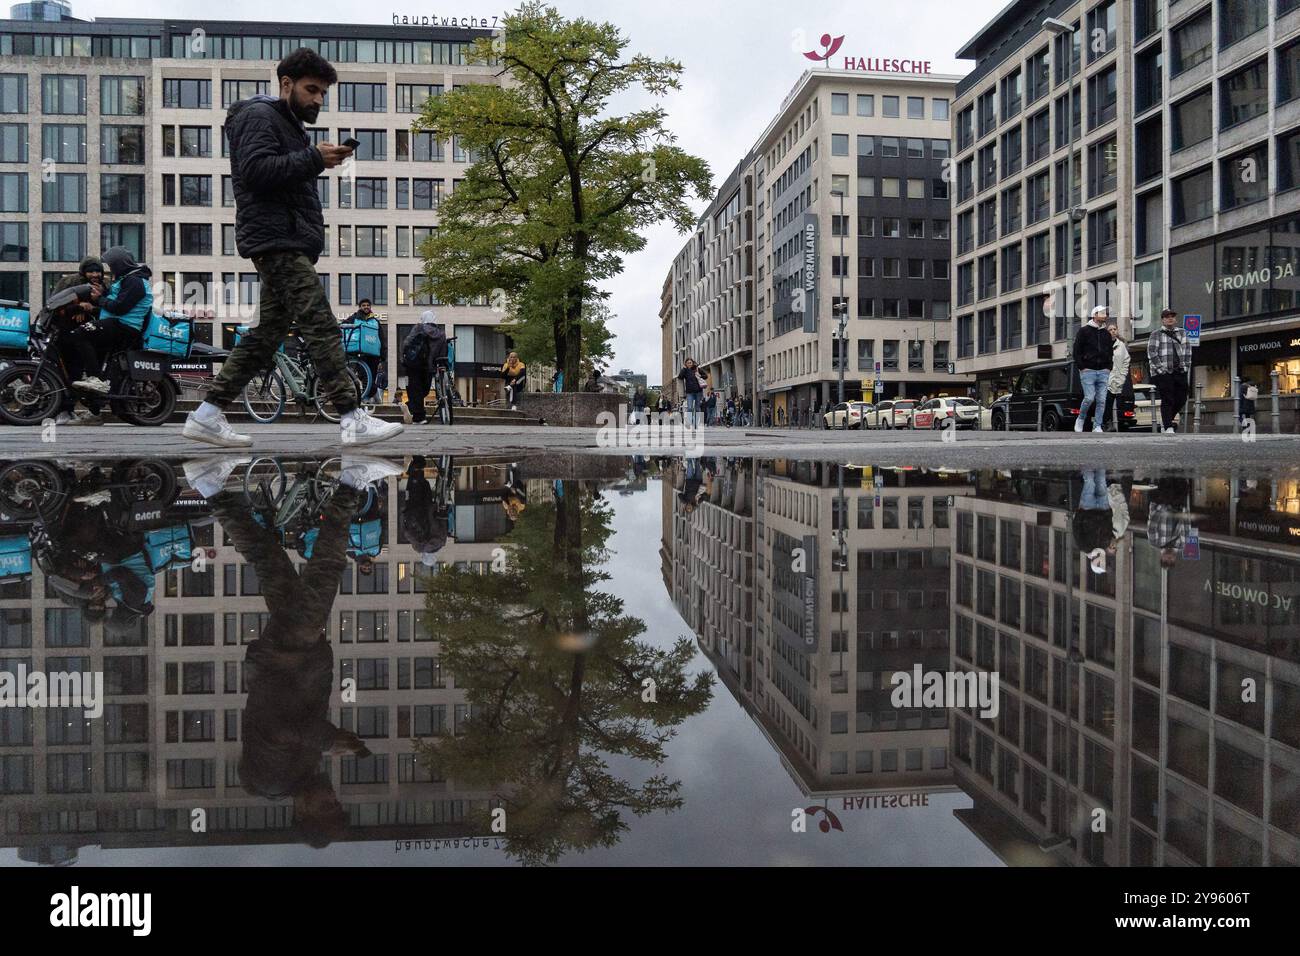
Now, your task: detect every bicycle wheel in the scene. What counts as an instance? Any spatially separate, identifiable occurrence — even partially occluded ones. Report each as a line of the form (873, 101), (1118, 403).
(346, 359), (373, 402)
(436, 369), (454, 426)
(243, 369), (287, 424)
(241, 456), (287, 510)
(309, 367), (363, 423)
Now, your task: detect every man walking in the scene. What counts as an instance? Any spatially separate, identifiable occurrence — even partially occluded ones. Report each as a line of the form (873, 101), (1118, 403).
(1072, 305), (1113, 433)
(1147, 308), (1192, 434)
(183, 48), (402, 448)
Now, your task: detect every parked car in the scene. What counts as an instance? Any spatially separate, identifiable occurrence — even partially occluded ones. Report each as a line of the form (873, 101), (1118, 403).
(864, 399), (917, 429)
(915, 396), (982, 430)
(988, 359), (1136, 431)
(823, 401), (872, 429)
(910, 405), (936, 429)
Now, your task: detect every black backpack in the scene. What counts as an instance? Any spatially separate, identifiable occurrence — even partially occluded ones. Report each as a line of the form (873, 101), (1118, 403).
(401, 329), (429, 370)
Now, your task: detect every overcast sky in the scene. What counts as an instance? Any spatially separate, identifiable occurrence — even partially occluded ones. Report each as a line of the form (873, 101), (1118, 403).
(72, 0), (1009, 380)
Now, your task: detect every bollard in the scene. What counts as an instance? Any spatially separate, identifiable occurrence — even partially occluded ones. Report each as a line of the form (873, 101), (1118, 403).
(1194, 383), (1203, 434)
(1272, 370), (1282, 435)
(1037, 396), (1043, 431)
(1233, 376), (1241, 435)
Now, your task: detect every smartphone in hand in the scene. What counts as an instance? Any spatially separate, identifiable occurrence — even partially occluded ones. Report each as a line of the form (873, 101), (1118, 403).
(342, 137), (361, 151)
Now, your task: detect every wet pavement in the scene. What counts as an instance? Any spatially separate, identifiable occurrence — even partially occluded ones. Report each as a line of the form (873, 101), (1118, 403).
(0, 451), (1296, 866)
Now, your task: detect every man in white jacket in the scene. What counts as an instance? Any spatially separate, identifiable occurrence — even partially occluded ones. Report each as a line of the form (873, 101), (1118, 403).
(1103, 323), (1131, 430)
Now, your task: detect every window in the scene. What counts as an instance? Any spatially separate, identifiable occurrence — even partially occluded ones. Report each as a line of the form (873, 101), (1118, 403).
(1000, 69), (1022, 119)
(180, 223), (212, 256)
(0, 75), (26, 114)
(220, 79), (268, 107)
(1026, 108), (1049, 164)
(341, 129), (386, 161)
(957, 106), (974, 151)
(1001, 243), (1022, 292)
(1087, 205), (1117, 264)
(1280, 127), (1300, 192)
(1172, 88), (1212, 150)
(1086, 1), (1116, 61)
(42, 222), (86, 262)
(0, 222), (27, 262)
(41, 123), (85, 164)
(1220, 59), (1267, 128)
(101, 76), (144, 115)
(1028, 231), (1050, 284)
(978, 309), (997, 354)
(41, 74), (86, 114)
(1088, 137), (1117, 197)
(0, 124), (26, 164)
(978, 144), (997, 191)
(1028, 171), (1050, 224)
(977, 89), (996, 138)
(856, 135), (874, 157)
(1001, 127), (1022, 178)
(162, 78), (210, 109)
(339, 82), (387, 112)
(1220, 0), (1267, 49)
(831, 134), (848, 157)
(957, 315), (974, 358)
(180, 174), (211, 206)
(978, 254), (997, 299)
(1026, 48), (1050, 103)
(883, 95), (900, 118)
(1087, 66), (1117, 129)
(1282, 39), (1300, 106)
(100, 125), (144, 164)
(179, 126), (211, 157)
(101, 174), (144, 213)
(1136, 116), (1162, 185)
(1136, 44), (1163, 116)
(1136, 189), (1164, 255)
(396, 83), (442, 112)
(1172, 166), (1213, 225)
(1054, 24), (1081, 85)
(932, 97), (949, 120)
(1221, 143), (1268, 209)
(857, 94), (874, 117)
(831, 93), (848, 115)
(1171, 10), (1212, 75)
(42, 172), (85, 213)
(907, 96), (924, 119)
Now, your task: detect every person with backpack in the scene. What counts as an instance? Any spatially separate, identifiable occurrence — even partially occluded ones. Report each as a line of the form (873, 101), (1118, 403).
(84, 246), (151, 382)
(399, 309), (448, 424)
(1239, 377), (1258, 430)
(1147, 309), (1192, 434)
(345, 298), (386, 400)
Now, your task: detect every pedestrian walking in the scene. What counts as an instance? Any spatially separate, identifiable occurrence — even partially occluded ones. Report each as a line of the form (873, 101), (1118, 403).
(631, 385), (648, 424)
(1073, 468), (1114, 577)
(1239, 377), (1258, 430)
(184, 47), (402, 448)
(398, 310), (448, 424)
(1104, 322), (1131, 430)
(677, 358), (705, 427)
(1147, 309), (1192, 434)
(501, 351), (526, 410)
(1072, 305), (1113, 433)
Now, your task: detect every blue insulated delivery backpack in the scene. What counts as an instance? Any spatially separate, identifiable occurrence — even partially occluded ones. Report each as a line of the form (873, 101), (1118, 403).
(343, 317), (383, 357)
(143, 311), (193, 358)
(0, 302), (31, 352)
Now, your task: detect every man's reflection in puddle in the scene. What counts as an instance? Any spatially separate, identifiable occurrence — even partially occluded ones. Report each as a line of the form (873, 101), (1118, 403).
(189, 456), (400, 847)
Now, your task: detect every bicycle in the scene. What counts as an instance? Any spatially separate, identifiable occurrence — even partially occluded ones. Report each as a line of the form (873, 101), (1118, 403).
(428, 336), (456, 426)
(241, 337), (368, 424)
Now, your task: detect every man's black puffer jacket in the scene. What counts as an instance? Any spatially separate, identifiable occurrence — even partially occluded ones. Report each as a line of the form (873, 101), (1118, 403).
(227, 94), (327, 262)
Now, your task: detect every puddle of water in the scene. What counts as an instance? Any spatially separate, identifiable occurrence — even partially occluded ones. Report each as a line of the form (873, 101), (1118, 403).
(0, 454), (1296, 867)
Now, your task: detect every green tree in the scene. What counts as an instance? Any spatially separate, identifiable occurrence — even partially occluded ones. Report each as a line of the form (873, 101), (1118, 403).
(417, 482), (713, 864)
(414, 1), (712, 390)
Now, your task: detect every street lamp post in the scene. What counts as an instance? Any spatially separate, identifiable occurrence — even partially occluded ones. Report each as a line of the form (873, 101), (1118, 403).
(1044, 17), (1082, 327)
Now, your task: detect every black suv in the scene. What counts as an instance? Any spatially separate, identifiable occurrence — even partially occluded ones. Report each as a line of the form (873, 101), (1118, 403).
(990, 359), (1135, 431)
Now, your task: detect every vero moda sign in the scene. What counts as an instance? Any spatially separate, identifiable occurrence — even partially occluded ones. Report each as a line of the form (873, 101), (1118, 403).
(801, 32), (932, 74)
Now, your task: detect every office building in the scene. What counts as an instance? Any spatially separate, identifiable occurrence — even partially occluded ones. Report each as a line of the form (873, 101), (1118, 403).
(952, 0), (1300, 407)
(0, 9), (513, 403)
(667, 68), (971, 424)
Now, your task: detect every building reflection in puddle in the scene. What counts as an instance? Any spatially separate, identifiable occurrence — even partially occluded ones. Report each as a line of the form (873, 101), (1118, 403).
(664, 458), (1300, 867)
(0, 454), (1296, 866)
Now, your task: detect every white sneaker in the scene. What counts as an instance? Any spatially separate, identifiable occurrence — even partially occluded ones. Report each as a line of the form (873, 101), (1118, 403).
(71, 409), (103, 426)
(400, 403), (413, 425)
(1163, 427), (1174, 435)
(183, 409), (253, 448)
(54, 411), (74, 425)
(1092, 425), (1103, 433)
(1074, 418), (1084, 433)
(342, 408), (403, 446)
(338, 455), (405, 490)
(71, 376), (110, 395)
(73, 489), (112, 506)
(183, 455), (252, 499)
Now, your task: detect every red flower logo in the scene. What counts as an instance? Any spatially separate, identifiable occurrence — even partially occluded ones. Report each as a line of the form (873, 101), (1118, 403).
(804, 806), (845, 833)
(804, 33), (845, 63)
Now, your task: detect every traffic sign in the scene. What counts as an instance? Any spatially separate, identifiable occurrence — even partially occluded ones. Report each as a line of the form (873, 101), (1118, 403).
(874, 380), (884, 392)
(874, 361), (882, 374)
(946, 362), (956, 375)
(1184, 314), (1202, 347)
(1184, 529), (1200, 561)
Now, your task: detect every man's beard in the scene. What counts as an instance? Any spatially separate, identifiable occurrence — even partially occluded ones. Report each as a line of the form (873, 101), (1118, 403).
(290, 96), (320, 124)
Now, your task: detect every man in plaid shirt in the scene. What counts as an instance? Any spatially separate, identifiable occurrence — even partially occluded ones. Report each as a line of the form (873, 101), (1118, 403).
(1147, 309), (1193, 433)
(1146, 475), (1191, 568)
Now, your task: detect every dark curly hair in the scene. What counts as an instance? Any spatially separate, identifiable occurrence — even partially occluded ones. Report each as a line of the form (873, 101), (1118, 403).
(276, 47), (338, 86)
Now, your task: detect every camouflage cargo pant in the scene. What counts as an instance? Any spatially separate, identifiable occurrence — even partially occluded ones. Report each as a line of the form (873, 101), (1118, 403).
(206, 251), (357, 414)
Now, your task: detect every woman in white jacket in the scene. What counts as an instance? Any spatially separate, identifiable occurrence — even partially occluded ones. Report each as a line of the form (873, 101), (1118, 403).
(1104, 324), (1131, 430)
